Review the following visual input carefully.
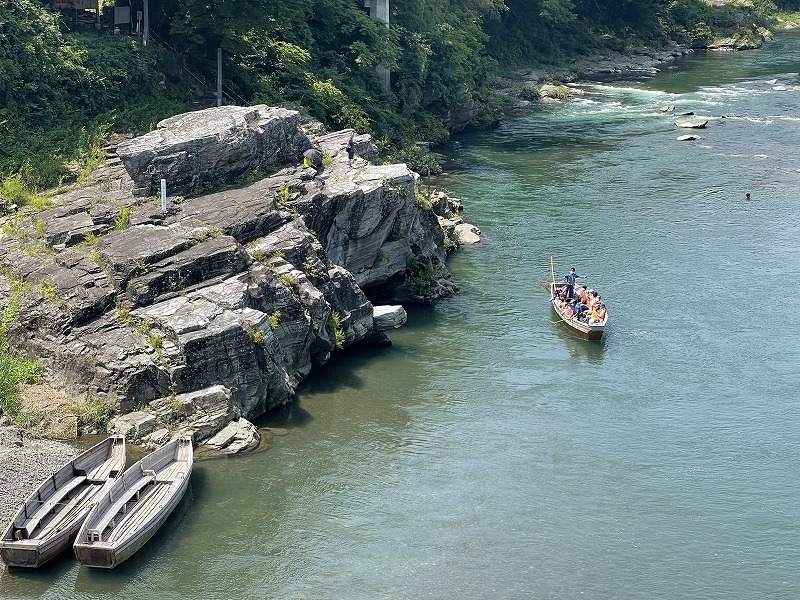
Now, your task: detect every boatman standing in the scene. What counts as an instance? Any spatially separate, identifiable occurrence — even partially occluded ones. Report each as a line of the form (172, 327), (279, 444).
(563, 267), (582, 300)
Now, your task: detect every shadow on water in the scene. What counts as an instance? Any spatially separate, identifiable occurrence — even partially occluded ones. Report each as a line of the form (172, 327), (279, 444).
(300, 339), (399, 391)
(252, 398), (314, 431)
(72, 481), (197, 594)
(550, 320), (608, 364)
(252, 334), (404, 432)
(0, 546), (76, 597)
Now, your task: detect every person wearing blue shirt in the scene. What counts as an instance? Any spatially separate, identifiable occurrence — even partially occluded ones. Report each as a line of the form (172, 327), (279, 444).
(346, 131), (356, 167)
(563, 267), (582, 299)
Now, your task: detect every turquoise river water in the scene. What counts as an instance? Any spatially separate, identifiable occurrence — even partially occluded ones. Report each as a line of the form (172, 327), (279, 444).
(2, 32), (800, 600)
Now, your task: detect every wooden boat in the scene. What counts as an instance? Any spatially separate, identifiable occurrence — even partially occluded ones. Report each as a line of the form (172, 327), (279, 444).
(548, 258), (607, 341)
(74, 436), (193, 569)
(0, 436), (126, 568)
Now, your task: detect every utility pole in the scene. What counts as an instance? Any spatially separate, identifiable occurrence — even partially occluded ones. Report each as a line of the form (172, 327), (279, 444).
(142, 0), (149, 46)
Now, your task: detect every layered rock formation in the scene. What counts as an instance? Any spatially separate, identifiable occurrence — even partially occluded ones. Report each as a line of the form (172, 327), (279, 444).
(0, 106), (459, 452)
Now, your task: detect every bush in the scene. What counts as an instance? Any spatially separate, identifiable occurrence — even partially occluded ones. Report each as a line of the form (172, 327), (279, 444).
(0, 283), (44, 426)
(403, 256), (439, 295)
(389, 145), (443, 176)
(78, 398), (115, 432)
(326, 312), (345, 350)
(518, 84), (541, 101)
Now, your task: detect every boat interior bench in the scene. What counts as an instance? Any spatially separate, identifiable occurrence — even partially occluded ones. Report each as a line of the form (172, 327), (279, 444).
(18, 475), (87, 539)
(86, 472), (156, 541)
(78, 464), (122, 483)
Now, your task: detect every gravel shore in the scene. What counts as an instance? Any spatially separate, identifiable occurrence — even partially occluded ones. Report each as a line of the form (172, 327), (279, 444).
(0, 426), (80, 530)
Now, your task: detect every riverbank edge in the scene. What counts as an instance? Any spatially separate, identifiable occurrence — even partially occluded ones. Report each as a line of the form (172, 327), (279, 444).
(491, 20), (800, 109)
(493, 44), (702, 110)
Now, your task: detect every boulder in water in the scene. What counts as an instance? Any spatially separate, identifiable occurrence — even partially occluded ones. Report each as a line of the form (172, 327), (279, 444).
(675, 119), (707, 129)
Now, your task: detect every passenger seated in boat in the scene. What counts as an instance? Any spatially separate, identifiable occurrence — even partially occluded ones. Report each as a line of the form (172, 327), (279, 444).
(587, 291), (599, 310)
(589, 303), (607, 324)
(578, 286), (589, 304)
(571, 299), (587, 320)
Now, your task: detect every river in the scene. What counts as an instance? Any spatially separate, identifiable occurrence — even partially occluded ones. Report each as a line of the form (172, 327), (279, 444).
(3, 32), (800, 600)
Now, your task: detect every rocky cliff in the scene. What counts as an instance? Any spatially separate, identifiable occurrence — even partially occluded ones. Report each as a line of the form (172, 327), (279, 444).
(0, 106), (460, 451)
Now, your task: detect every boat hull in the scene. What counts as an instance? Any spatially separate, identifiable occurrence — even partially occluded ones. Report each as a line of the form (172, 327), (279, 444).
(549, 284), (606, 341)
(0, 518), (84, 568)
(0, 436), (125, 568)
(74, 474), (189, 568)
(74, 436), (193, 569)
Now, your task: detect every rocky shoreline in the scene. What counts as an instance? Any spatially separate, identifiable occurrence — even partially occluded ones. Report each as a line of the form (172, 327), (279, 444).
(0, 105), (482, 460)
(496, 21), (778, 106)
(0, 427), (79, 531)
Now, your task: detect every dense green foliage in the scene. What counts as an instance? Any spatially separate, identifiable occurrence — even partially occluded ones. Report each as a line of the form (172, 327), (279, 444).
(485, 0), (779, 65)
(0, 0), (194, 191)
(0, 0), (787, 191)
(167, 0), (506, 145)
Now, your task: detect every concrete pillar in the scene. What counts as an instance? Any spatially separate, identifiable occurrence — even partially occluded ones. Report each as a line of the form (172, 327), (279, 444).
(375, 0), (389, 24)
(364, 0), (390, 88)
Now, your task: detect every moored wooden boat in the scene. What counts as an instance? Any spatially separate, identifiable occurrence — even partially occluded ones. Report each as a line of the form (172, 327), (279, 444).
(548, 258), (607, 341)
(0, 436), (126, 568)
(74, 436), (193, 569)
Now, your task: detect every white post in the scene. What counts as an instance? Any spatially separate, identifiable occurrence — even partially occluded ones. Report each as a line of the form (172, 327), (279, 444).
(217, 48), (223, 107)
(160, 179), (167, 213)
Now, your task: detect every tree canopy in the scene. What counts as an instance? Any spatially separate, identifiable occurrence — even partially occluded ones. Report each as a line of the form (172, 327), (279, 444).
(0, 0), (787, 190)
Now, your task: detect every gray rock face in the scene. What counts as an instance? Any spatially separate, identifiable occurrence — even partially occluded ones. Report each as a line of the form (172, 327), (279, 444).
(117, 105), (311, 197)
(204, 417), (260, 453)
(297, 162), (454, 301)
(0, 107), (460, 447)
(124, 235), (248, 308)
(373, 305), (408, 330)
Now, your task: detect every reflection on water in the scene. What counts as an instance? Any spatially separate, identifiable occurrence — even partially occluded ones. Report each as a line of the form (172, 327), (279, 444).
(0, 551), (74, 597)
(551, 322), (607, 363)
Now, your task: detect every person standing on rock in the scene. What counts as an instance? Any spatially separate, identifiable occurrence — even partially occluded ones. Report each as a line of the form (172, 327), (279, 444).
(346, 132), (356, 167)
